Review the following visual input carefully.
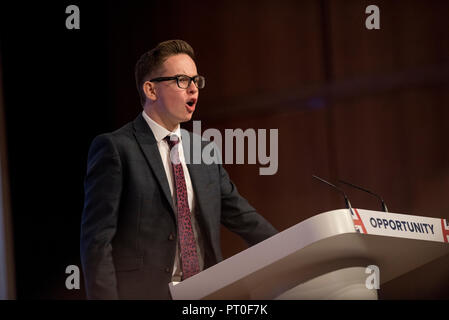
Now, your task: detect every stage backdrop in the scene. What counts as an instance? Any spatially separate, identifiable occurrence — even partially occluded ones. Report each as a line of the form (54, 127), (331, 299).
(0, 51), (15, 299)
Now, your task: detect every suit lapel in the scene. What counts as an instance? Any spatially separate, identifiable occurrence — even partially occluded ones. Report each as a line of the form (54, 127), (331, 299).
(132, 114), (176, 216)
(182, 131), (209, 213)
(183, 131), (215, 242)
(186, 162), (209, 213)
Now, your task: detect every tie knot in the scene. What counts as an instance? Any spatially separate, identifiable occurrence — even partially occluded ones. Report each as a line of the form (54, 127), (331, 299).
(164, 135), (179, 150)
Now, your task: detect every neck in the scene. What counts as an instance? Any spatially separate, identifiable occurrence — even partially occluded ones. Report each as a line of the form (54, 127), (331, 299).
(143, 105), (179, 132)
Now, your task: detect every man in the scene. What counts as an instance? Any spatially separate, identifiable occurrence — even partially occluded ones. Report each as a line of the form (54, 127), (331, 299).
(80, 40), (277, 299)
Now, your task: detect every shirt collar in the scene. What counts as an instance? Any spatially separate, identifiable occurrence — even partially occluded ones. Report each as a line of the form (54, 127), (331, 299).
(142, 110), (181, 143)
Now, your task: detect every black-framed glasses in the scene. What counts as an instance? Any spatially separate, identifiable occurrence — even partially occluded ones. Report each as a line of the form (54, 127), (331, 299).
(149, 74), (205, 89)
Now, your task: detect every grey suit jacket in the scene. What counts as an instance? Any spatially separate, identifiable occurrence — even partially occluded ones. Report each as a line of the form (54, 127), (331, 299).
(80, 113), (278, 299)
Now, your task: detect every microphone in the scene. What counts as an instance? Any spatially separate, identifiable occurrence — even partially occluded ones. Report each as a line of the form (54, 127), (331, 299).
(338, 179), (388, 213)
(312, 175), (352, 209)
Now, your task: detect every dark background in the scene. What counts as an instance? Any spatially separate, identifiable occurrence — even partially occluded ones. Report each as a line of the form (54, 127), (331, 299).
(0, 0), (448, 299)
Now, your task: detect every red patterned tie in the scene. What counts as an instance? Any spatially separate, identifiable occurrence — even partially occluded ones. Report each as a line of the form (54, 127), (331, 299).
(164, 135), (200, 280)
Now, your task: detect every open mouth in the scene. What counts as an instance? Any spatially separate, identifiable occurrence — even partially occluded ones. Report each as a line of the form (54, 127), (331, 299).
(186, 98), (197, 108)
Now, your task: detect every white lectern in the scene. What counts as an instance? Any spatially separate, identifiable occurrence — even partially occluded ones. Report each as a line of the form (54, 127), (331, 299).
(169, 209), (449, 300)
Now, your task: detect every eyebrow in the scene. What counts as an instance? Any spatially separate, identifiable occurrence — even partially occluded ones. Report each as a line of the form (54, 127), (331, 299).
(174, 74), (199, 77)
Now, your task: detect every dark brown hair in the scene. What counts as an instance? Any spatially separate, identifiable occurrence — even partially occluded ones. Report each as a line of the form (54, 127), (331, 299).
(135, 40), (195, 106)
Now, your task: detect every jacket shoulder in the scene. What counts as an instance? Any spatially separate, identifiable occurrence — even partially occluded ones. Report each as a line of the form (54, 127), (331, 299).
(88, 120), (137, 158)
(92, 120), (134, 143)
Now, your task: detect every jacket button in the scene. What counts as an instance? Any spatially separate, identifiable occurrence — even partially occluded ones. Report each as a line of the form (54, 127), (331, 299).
(165, 267), (171, 273)
(168, 233), (175, 241)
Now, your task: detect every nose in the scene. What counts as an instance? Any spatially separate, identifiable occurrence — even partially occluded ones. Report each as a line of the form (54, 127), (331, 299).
(187, 80), (198, 94)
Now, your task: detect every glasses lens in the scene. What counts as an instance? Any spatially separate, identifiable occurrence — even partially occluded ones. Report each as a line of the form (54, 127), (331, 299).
(177, 75), (191, 89)
(195, 76), (205, 89)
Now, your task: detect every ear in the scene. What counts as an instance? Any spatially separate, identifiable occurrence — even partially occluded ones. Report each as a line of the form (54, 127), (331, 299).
(143, 81), (157, 102)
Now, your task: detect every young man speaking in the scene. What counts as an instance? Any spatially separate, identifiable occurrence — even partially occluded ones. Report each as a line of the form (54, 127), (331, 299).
(80, 40), (277, 299)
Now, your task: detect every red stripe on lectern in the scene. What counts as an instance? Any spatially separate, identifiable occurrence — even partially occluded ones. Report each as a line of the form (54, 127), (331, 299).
(441, 219), (449, 243)
(353, 208), (367, 234)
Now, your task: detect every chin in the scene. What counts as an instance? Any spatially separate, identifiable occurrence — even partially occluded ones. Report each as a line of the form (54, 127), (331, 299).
(180, 114), (194, 123)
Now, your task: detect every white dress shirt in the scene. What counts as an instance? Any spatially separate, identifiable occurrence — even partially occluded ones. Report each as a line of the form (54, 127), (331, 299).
(142, 111), (204, 281)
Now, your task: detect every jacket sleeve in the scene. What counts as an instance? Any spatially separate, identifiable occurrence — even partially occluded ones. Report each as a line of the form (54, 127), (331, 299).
(218, 163), (278, 245)
(80, 134), (122, 299)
